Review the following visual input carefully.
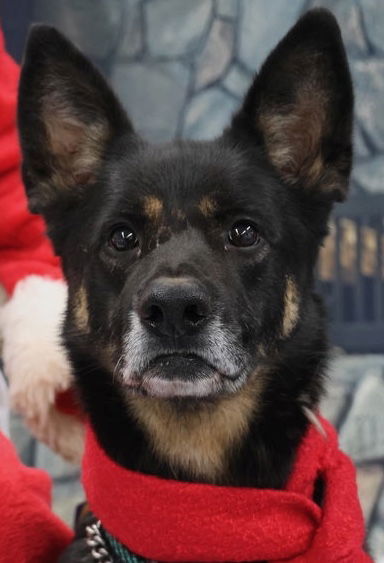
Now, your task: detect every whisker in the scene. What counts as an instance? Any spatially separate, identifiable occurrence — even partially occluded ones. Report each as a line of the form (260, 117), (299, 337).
(113, 355), (124, 382)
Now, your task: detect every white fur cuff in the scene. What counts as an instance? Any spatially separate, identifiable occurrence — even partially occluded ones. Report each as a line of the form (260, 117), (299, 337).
(0, 275), (84, 463)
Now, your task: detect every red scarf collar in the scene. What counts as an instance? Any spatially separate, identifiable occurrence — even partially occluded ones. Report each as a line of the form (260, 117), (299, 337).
(82, 416), (371, 562)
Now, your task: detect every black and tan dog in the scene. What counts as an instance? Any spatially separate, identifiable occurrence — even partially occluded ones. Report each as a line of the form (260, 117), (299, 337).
(18, 9), (354, 562)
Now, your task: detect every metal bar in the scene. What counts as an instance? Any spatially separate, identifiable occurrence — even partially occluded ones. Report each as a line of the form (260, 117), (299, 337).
(320, 195), (384, 352)
(376, 214), (384, 321)
(355, 217), (364, 322)
(334, 217), (343, 322)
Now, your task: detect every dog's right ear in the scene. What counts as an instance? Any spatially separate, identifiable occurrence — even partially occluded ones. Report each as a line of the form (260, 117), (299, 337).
(18, 25), (133, 215)
(227, 9), (353, 203)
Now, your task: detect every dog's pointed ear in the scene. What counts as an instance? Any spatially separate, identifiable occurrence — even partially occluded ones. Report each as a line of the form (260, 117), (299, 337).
(18, 25), (133, 214)
(228, 9), (353, 202)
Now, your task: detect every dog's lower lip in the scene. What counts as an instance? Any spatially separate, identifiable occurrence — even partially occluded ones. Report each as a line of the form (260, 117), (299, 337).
(147, 353), (216, 372)
(123, 353), (228, 398)
(144, 353), (218, 381)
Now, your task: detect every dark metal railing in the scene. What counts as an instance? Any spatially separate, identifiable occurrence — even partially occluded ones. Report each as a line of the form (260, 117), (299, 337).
(317, 195), (384, 353)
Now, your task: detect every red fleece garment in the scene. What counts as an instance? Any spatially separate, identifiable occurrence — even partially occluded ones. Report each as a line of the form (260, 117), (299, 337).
(0, 29), (76, 417)
(0, 30), (62, 295)
(83, 416), (371, 562)
(0, 431), (72, 562)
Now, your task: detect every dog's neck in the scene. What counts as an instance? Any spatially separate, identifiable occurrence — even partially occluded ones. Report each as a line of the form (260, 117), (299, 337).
(125, 372), (264, 484)
(75, 327), (325, 489)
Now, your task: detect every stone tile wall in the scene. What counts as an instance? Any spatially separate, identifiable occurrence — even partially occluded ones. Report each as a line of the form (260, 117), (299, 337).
(321, 354), (384, 559)
(26, 0), (384, 196)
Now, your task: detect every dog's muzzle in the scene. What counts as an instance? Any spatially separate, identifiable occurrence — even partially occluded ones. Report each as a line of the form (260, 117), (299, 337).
(120, 277), (248, 399)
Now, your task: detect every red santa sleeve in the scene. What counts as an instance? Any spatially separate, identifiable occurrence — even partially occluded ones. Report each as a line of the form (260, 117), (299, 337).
(0, 430), (73, 561)
(0, 30), (84, 465)
(0, 28), (62, 295)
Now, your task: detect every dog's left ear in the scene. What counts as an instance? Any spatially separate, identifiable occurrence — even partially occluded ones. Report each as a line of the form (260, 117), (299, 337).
(229, 9), (353, 202)
(18, 25), (133, 215)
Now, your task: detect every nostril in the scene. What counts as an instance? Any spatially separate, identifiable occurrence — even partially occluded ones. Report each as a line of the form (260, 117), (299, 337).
(184, 302), (207, 326)
(143, 304), (164, 326)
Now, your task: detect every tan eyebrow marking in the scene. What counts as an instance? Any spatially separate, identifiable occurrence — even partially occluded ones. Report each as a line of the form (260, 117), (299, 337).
(198, 196), (217, 217)
(143, 196), (163, 222)
(73, 284), (89, 332)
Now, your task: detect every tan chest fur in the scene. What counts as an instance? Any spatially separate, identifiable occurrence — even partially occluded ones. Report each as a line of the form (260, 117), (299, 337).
(127, 375), (263, 483)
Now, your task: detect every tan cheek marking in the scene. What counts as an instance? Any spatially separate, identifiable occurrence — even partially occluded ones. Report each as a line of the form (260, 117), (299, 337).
(127, 373), (264, 483)
(282, 276), (300, 337)
(198, 196), (216, 217)
(143, 196), (163, 222)
(73, 285), (90, 332)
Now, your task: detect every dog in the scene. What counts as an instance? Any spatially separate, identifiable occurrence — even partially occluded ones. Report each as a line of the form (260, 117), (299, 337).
(17, 8), (360, 562)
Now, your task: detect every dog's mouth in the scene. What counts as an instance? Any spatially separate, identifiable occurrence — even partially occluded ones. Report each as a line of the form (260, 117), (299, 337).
(122, 353), (240, 399)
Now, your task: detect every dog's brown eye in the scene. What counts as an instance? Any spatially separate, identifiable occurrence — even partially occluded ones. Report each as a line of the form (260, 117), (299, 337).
(109, 227), (138, 251)
(228, 222), (260, 248)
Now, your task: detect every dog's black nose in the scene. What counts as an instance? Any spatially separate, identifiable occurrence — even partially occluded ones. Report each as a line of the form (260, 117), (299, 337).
(138, 277), (211, 337)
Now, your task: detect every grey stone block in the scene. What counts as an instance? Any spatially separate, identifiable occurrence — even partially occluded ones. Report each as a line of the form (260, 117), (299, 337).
(35, 441), (79, 481)
(361, 0), (384, 55)
(354, 120), (374, 159)
(10, 414), (36, 466)
(322, 354), (384, 427)
(195, 19), (234, 89)
(238, 0), (305, 72)
(145, 0), (212, 57)
(216, 0), (238, 19)
(182, 87), (237, 140)
(0, 369), (9, 437)
(118, 0), (143, 58)
(353, 156), (384, 194)
(33, 0), (123, 59)
(356, 464), (384, 524)
(112, 62), (190, 141)
(53, 477), (84, 526)
(339, 367), (384, 462)
(320, 380), (352, 426)
(339, 1), (370, 58)
(368, 485), (384, 561)
(329, 355), (384, 386)
(352, 58), (384, 154)
(222, 63), (251, 99)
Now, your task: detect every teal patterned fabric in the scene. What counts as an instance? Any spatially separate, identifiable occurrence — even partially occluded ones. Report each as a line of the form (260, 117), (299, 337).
(103, 527), (149, 563)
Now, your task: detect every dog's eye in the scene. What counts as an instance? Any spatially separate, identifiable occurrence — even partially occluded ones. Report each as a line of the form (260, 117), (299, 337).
(109, 226), (138, 251)
(228, 222), (260, 248)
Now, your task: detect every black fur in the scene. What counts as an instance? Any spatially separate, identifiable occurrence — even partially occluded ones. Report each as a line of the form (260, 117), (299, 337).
(18, 9), (353, 561)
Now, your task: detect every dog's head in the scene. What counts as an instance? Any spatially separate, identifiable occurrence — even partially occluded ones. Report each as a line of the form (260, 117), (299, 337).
(18, 10), (352, 447)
